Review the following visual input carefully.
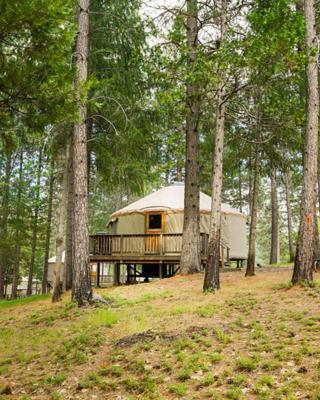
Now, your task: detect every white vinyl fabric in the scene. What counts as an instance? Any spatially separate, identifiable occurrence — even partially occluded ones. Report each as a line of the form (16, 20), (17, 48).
(110, 183), (247, 260)
(112, 183), (242, 217)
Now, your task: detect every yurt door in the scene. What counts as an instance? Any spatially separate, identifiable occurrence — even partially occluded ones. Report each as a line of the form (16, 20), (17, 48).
(145, 212), (164, 254)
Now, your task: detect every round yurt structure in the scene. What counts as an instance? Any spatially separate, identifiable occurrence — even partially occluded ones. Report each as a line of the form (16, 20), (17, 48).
(109, 183), (247, 262)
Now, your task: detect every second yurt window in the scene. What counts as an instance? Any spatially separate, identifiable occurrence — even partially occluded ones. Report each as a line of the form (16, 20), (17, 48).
(147, 213), (163, 230)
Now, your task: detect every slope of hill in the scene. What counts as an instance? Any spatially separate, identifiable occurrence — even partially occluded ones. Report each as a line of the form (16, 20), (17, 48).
(0, 270), (320, 399)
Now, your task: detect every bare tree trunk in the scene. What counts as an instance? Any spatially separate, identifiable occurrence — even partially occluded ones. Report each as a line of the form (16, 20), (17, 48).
(238, 159), (243, 213)
(0, 149), (12, 299)
(270, 167), (280, 264)
(248, 157), (253, 217)
(284, 171), (295, 262)
(180, 0), (201, 274)
(246, 147), (260, 276)
(27, 149), (42, 296)
(65, 142), (74, 291)
(292, 0), (318, 284)
(52, 150), (69, 302)
(203, 0), (227, 291)
(42, 158), (55, 294)
(313, 209), (320, 269)
(318, 174), (320, 214)
(11, 151), (24, 299)
(72, 0), (93, 306)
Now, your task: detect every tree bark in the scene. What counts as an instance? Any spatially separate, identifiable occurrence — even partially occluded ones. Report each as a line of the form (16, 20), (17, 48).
(292, 0), (318, 284)
(203, 0), (227, 291)
(42, 158), (55, 294)
(246, 147), (260, 276)
(11, 151), (24, 299)
(284, 171), (295, 262)
(313, 208), (320, 269)
(269, 167), (280, 264)
(0, 149), (12, 299)
(27, 149), (42, 296)
(64, 141), (74, 291)
(238, 159), (243, 213)
(72, 0), (93, 306)
(52, 150), (69, 302)
(180, 0), (201, 274)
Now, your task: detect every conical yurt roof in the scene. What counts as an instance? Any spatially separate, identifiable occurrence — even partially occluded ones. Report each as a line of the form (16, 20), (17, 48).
(111, 183), (243, 217)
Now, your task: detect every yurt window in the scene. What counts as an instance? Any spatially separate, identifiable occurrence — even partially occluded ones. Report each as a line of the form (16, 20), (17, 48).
(147, 212), (163, 230)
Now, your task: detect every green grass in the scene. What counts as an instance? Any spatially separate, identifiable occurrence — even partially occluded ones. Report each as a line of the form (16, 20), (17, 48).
(236, 355), (258, 371)
(1, 270), (320, 399)
(0, 294), (50, 309)
(168, 383), (187, 396)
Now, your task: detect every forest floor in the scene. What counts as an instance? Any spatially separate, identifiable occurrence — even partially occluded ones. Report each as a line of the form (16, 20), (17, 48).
(1, 269), (320, 400)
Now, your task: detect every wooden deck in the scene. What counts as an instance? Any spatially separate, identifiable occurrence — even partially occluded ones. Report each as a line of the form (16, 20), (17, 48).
(89, 233), (230, 264)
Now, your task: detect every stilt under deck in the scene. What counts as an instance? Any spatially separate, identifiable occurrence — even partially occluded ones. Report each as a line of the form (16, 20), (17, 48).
(89, 233), (242, 286)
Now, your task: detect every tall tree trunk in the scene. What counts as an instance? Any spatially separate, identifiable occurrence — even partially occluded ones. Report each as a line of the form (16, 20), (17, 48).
(11, 151), (24, 299)
(203, 0), (227, 291)
(246, 147), (260, 276)
(52, 150), (69, 302)
(72, 0), (92, 306)
(42, 158), (55, 294)
(0, 150), (12, 299)
(27, 149), (42, 296)
(269, 167), (280, 264)
(313, 209), (320, 269)
(65, 141), (74, 291)
(284, 171), (295, 262)
(317, 174), (320, 215)
(248, 157), (253, 217)
(180, 0), (201, 274)
(292, 0), (318, 284)
(238, 159), (243, 213)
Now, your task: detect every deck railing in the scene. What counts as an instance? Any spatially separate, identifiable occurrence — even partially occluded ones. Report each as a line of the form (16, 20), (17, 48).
(89, 233), (230, 261)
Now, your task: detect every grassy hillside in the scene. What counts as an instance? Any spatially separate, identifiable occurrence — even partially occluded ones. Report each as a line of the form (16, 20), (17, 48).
(0, 270), (320, 399)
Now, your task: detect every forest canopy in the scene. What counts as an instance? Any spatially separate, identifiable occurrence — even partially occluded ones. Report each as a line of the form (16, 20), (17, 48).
(0, 0), (319, 302)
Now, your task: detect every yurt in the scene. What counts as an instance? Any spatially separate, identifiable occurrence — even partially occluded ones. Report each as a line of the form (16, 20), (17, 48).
(108, 183), (247, 262)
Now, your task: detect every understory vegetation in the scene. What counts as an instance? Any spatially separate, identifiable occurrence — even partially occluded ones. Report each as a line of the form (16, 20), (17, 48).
(1, 270), (320, 399)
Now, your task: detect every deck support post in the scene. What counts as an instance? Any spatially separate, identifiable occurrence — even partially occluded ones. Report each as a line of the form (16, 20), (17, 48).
(134, 265), (137, 282)
(221, 246), (225, 268)
(96, 262), (101, 287)
(114, 263), (120, 286)
(159, 262), (163, 279)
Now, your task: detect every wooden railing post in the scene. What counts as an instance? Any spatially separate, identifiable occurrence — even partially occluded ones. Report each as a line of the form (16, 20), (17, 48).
(160, 233), (163, 255)
(120, 235), (123, 256)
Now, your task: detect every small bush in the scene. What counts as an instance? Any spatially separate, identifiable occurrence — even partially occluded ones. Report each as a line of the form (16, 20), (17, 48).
(47, 372), (67, 385)
(226, 387), (243, 399)
(100, 365), (124, 377)
(236, 355), (257, 371)
(123, 377), (156, 394)
(200, 373), (215, 387)
(178, 369), (191, 381)
(196, 305), (215, 318)
(259, 375), (275, 387)
(210, 352), (222, 363)
(213, 327), (232, 344)
(168, 383), (187, 396)
(232, 374), (246, 386)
